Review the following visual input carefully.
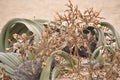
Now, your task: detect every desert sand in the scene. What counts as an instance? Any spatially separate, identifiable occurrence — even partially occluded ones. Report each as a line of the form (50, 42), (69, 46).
(0, 0), (120, 32)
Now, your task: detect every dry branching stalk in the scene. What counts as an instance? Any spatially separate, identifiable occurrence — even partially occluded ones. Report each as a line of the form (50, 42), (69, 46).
(5, 0), (120, 80)
(53, 0), (119, 80)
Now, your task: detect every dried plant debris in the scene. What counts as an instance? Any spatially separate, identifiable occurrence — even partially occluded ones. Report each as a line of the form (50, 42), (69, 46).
(1, 0), (120, 80)
(55, 0), (102, 58)
(0, 67), (12, 80)
(54, 0), (120, 80)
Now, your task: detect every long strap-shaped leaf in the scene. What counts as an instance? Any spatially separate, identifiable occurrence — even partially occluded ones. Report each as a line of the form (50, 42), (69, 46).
(0, 53), (22, 69)
(0, 52), (22, 78)
(40, 50), (78, 80)
(100, 22), (120, 48)
(0, 63), (15, 77)
(91, 45), (115, 60)
(0, 18), (43, 52)
(39, 52), (54, 80)
(96, 29), (106, 47)
(51, 61), (76, 80)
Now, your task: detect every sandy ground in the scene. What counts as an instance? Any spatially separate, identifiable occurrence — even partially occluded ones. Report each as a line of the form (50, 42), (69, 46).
(0, 0), (120, 32)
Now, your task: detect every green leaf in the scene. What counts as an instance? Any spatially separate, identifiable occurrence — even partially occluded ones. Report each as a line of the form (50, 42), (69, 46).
(40, 50), (63, 80)
(91, 45), (115, 60)
(97, 55), (105, 65)
(0, 53), (17, 69)
(0, 18), (43, 52)
(57, 51), (77, 68)
(100, 22), (120, 48)
(51, 65), (64, 80)
(0, 63), (15, 77)
(52, 61), (76, 80)
(40, 53), (54, 80)
(96, 29), (106, 47)
(0, 52), (23, 79)
(91, 46), (102, 60)
(40, 50), (78, 80)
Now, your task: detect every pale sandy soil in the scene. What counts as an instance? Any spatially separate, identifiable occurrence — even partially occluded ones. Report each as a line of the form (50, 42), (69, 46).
(0, 0), (120, 32)
(0, 0), (120, 79)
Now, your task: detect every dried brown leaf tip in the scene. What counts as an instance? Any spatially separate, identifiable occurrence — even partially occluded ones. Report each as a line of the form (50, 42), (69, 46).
(0, 67), (12, 80)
